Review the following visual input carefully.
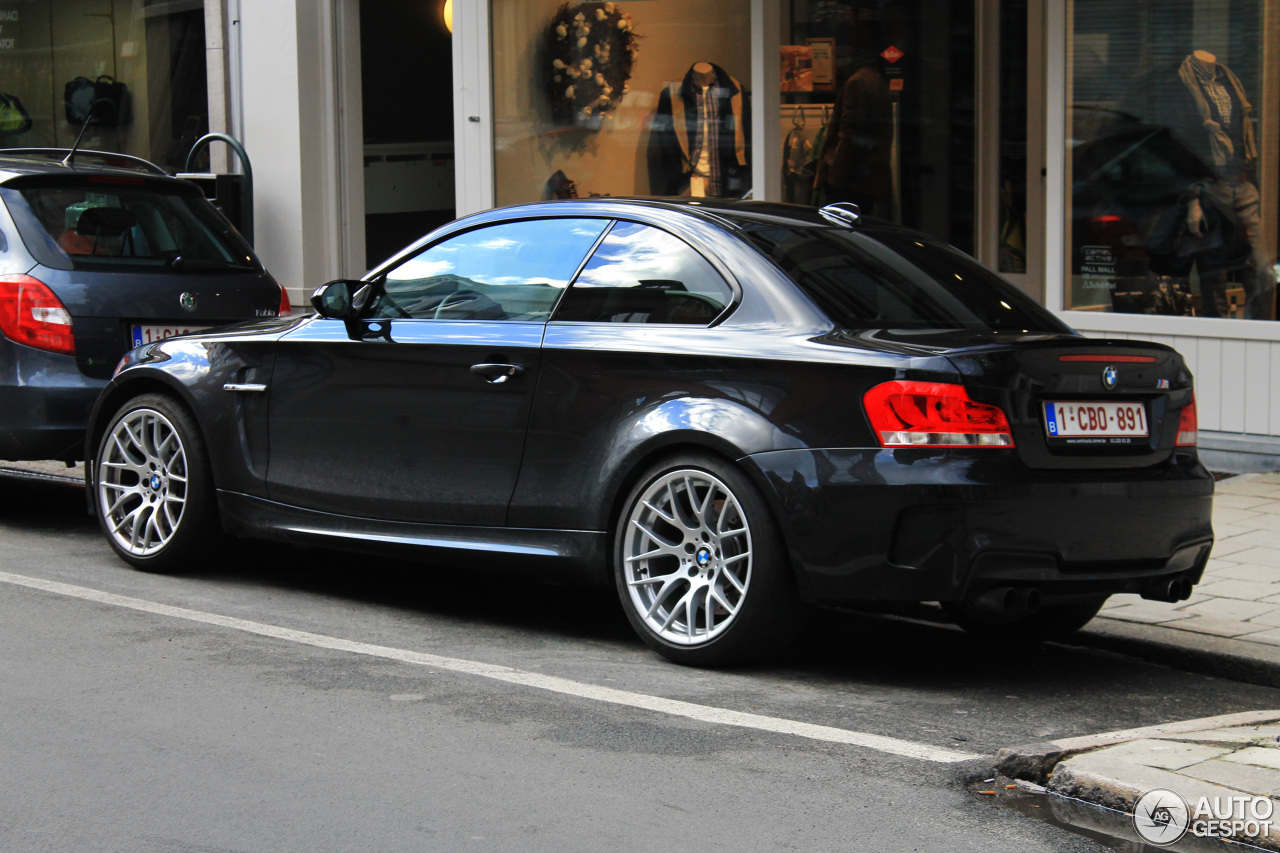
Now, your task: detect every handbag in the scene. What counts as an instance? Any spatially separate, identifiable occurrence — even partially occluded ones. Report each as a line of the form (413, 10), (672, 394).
(0, 93), (32, 134)
(64, 75), (130, 126)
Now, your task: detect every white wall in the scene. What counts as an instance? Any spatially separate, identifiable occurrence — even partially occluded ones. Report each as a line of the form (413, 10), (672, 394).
(238, 0), (363, 304)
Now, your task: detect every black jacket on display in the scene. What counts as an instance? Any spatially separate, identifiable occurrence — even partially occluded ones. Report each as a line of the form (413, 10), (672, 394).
(651, 63), (749, 197)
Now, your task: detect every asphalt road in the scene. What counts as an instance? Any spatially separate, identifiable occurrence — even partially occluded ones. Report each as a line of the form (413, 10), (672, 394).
(2, 474), (1276, 852)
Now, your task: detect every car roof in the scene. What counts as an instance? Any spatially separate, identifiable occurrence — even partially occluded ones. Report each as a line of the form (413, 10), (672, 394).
(477, 196), (922, 238)
(0, 148), (175, 183)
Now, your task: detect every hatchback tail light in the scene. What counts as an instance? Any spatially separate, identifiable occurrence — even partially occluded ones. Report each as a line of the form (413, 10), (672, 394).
(1176, 394), (1198, 447)
(0, 275), (75, 355)
(864, 381), (1014, 448)
(278, 285), (292, 316)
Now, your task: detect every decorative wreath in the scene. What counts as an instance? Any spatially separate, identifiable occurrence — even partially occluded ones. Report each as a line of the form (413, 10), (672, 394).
(543, 2), (639, 128)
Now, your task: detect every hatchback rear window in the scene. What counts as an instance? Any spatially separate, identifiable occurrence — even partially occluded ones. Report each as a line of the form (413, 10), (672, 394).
(1, 178), (256, 273)
(741, 224), (1066, 333)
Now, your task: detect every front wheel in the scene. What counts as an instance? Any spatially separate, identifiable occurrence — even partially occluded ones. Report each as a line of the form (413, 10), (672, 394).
(94, 393), (220, 573)
(614, 454), (803, 667)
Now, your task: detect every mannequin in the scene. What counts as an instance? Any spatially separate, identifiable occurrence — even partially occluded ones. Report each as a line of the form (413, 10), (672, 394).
(1149, 49), (1273, 319)
(813, 54), (893, 216)
(652, 62), (749, 197)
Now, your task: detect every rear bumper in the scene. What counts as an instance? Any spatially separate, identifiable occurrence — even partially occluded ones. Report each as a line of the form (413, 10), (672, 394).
(744, 447), (1214, 604)
(0, 338), (103, 460)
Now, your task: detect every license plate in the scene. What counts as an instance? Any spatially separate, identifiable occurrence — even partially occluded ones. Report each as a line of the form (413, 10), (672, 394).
(131, 323), (212, 347)
(1043, 401), (1149, 439)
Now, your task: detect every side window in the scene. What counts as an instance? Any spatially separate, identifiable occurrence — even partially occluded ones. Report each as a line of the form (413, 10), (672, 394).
(371, 218), (608, 321)
(553, 222), (734, 325)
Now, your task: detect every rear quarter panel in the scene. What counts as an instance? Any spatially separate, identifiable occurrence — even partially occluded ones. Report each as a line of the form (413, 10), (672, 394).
(509, 322), (957, 532)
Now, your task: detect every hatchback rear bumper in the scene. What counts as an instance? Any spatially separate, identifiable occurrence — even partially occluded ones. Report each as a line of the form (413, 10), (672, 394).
(0, 339), (104, 460)
(744, 447), (1214, 605)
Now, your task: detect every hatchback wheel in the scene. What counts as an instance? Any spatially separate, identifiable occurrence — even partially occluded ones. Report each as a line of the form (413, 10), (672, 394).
(95, 394), (219, 572)
(615, 454), (803, 666)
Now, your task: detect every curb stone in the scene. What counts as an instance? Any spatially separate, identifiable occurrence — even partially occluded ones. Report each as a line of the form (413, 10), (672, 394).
(995, 711), (1280, 784)
(996, 711), (1280, 851)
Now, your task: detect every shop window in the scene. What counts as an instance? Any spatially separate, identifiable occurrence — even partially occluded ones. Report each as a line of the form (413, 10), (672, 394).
(1065, 0), (1278, 321)
(0, 0), (209, 171)
(490, 1), (751, 205)
(778, 0), (977, 255)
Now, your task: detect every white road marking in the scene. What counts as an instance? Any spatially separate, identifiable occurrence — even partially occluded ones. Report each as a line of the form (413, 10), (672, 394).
(0, 570), (980, 763)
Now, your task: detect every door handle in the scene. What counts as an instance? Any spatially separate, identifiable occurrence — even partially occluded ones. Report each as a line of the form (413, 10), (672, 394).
(470, 363), (525, 384)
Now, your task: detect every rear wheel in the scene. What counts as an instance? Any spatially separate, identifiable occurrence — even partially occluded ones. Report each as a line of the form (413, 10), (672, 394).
(94, 393), (220, 573)
(614, 453), (803, 666)
(943, 597), (1107, 640)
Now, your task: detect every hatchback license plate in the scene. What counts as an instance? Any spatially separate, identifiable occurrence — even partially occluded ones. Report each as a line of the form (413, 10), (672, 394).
(131, 323), (212, 347)
(1043, 401), (1148, 439)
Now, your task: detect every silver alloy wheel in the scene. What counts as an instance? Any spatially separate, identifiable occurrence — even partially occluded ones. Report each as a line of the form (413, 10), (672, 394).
(97, 407), (189, 556)
(622, 468), (753, 646)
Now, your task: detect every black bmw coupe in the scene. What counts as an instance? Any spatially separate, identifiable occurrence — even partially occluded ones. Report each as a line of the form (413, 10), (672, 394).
(85, 199), (1213, 666)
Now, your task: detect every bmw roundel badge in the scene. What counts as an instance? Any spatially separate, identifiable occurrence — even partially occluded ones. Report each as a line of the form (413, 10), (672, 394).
(180, 292), (197, 312)
(1102, 365), (1118, 390)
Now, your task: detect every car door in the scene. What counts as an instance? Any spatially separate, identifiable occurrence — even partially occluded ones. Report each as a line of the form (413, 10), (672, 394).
(265, 217), (610, 526)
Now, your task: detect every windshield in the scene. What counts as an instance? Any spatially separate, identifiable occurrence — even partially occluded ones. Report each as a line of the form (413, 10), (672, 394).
(1, 178), (257, 273)
(741, 224), (1068, 333)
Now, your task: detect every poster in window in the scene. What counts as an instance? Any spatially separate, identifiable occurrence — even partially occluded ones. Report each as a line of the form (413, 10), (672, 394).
(806, 38), (835, 91)
(780, 45), (813, 92)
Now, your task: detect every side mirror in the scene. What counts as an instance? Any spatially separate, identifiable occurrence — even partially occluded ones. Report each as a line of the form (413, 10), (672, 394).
(311, 279), (362, 318)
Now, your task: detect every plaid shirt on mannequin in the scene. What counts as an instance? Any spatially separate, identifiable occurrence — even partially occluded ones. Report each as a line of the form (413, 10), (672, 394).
(688, 86), (723, 196)
(1190, 60), (1234, 128)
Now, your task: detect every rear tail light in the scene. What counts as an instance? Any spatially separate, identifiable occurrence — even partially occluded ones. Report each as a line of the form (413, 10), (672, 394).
(863, 381), (1014, 448)
(1176, 394), (1198, 447)
(0, 274), (75, 355)
(278, 285), (292, 316)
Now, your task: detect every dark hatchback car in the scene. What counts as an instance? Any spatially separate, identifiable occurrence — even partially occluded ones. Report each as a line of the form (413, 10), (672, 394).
(85, 199), (1213, 666)
(0, 149), (287, 461)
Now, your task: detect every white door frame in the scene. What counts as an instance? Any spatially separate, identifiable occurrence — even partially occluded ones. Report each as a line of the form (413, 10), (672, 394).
(452, 0), (495, 217)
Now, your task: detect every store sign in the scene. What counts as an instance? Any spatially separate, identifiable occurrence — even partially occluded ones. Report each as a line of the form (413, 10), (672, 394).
(1080, 245), (1116, 291)
(0, 9), (17, 50)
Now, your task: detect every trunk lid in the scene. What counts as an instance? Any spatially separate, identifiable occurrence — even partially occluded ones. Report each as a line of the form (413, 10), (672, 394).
(935, 335), (1193, 469)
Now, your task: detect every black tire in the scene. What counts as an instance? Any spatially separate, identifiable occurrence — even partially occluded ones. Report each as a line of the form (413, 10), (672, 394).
(93, 393), (221, 573)
(613, 453), (804, 666)
(942, 597), (1108, 640)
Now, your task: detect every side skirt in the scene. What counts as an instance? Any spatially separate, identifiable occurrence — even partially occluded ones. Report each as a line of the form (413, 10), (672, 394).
(217, 491), (611, 586)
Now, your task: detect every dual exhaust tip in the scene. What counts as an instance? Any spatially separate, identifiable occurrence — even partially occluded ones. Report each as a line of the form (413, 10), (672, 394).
(1142, 576), (1195, 603)
(971, 586), (1043, 616)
